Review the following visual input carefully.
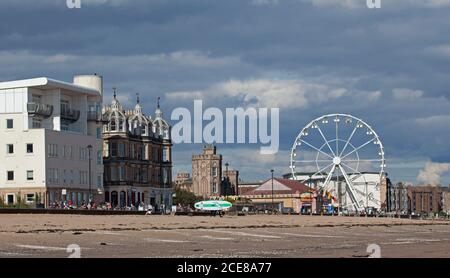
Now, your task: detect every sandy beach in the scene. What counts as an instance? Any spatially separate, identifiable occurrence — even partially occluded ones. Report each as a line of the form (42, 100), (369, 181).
(0, 214), (449, 258)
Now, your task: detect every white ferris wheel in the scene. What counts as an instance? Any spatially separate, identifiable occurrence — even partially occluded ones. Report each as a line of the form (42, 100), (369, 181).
(289, 114), (386, 212)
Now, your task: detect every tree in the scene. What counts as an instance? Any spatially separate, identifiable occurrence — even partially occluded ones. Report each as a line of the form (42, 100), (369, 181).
(173, 189), (203, 208)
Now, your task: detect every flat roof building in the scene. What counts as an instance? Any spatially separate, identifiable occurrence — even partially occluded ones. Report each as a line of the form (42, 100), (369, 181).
(0, 75), (104, 207)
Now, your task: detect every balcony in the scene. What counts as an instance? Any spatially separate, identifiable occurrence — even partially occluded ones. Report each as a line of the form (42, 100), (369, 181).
(61, 108), (80, 123)
(27, 102), (53, 118)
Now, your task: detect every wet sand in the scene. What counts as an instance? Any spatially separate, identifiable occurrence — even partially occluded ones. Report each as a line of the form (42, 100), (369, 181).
(0, 214), (449, 258)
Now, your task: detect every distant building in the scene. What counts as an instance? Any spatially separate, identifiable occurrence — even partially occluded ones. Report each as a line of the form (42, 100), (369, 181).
(0, 75), (103, 207)
(238, 181), (262, 195)
(241, 178), (313, 213)
(102, 93), (172, 208)
(192, 145), (222, 198)
(380, 173), (390, 211)
(174, 172), (192, 192)
(222, 165), (239, 196)
(408, 185), (444, 215)
(387, 182), (409, 213)
(442, 187), (450, 215)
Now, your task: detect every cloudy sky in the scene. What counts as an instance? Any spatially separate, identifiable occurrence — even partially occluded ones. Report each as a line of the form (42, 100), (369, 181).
(1, 0), (450, 184)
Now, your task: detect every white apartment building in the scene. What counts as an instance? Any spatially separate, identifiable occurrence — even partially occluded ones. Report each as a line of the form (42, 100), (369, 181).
(0, 74), (104, 208)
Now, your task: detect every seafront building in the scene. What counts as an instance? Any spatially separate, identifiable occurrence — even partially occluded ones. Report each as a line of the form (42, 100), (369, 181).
(101, 93), (173, 209)
(0, 75), (104, 207)
(240, 178), (314, 214)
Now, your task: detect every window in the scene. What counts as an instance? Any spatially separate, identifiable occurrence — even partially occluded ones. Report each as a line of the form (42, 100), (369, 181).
(48, 144), (58, 157)
(119, 166), (125, 181)
(163, 168), (169, 184)
(70, 170), (74, 184)
(142, 167), (148, 183)
(26, 170), (34, 181)
(32, 118), (42, 128)
(6, 194), (14, 205)
(6, 119), (13, 129)
(212, 180), (217, 193)
(118, 143), (125, 157)
(61, 123), (69, 131)
(48, 168), (59, 184)
(111, 167), (118, 181)
(7, 171), (14, 181)
(61, 100), (69, 115)
(79, 147), (87, 160)
(97, 175), (102, 188)
(130, 144), (135, 159)
(212, 167), (218, 177)
(32, 94), (42, 103)
(97, 150), (102, 165)
(104, 142), (109, 158)
(63, 170), (67, 184)
(6, 144), (14, 154)
(79, 171), (88, 185)
(163, 148), (168, 162)
(96, 127), (102, 139)
(26, 143), (33, 153)
(26, 193), (35, 203)
(111, 143), (118, 157)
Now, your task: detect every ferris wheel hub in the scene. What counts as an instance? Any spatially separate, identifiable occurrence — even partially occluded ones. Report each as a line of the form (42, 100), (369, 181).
(333, 157), (341, 165)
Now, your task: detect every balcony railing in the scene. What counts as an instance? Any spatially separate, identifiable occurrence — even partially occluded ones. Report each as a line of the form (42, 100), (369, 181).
(27, 102), (53, 118)
(61, 108), (80, 122)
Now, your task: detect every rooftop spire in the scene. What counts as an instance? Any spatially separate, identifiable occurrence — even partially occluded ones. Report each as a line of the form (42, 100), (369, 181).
(136, 93), (140, 104)
(113, 87), (117, 99)
(155, 96), (163, 118)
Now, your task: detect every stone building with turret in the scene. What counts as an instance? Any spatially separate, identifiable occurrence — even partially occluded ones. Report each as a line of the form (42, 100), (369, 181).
(192, 145), (222, 198)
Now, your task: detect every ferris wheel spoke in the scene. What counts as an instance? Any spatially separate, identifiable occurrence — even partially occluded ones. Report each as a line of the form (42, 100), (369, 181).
(321, 164), (336, 192)
(316, 124), (336, 157)
(299, 139), (334, 159)
(339, 123), (359, 157)
(293, 160), (333, 164)
(340, 161), (362, 176)
(341, 138), (375, 160)
(338, 165), (362, 212)
(300, 162), (334, 184)
(341, 159), (382, 163)
(335, 117), (339, 156)
(341, 162), (367, 184)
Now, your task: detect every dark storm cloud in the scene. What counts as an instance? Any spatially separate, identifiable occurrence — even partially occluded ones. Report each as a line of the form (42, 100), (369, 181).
(1, 0), (450, 183)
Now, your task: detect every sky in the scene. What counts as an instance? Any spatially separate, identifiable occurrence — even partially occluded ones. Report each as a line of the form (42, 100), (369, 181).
(1, 0), (450, 185)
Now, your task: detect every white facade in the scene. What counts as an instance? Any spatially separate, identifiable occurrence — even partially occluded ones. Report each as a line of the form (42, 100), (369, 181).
(287, 172), (382, 211)
(0, 75), (104, 207)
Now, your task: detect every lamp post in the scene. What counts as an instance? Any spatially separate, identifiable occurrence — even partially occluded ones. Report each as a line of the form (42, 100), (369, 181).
(87, 144), (93, 205)
(225, 162), (229, 196)
(271, 169), (274, 213)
